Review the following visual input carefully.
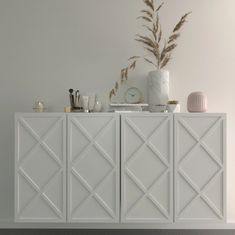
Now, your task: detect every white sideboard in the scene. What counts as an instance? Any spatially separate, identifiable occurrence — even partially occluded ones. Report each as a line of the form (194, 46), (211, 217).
(15, 113), (226, 224)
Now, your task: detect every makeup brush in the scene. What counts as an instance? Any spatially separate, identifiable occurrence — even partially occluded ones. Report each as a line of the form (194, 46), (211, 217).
(69, 89), (74, 107)
(74, 90), (80, 108)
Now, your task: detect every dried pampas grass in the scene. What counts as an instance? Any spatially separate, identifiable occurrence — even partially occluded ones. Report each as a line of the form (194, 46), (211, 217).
(109, 0), (191, 100)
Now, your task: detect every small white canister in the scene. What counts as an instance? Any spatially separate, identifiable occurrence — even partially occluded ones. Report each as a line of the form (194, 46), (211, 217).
(167, 100), (180, 113)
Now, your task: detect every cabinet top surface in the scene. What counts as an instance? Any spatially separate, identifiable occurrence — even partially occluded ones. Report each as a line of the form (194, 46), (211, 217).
(15, 112), (226, 115)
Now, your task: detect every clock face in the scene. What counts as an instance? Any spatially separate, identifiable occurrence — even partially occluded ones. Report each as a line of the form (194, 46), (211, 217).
(124, 87), (142, 104)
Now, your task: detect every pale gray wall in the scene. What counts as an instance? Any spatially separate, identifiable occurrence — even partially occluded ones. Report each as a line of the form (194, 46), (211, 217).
(1, 0), (235, 227)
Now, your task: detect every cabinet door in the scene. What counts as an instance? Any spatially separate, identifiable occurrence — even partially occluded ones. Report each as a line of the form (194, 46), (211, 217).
(121, 113), (173, 223)
(174, 114), (226, 222)
(68, 114), (120, 223)
(15, 113), (66, 222)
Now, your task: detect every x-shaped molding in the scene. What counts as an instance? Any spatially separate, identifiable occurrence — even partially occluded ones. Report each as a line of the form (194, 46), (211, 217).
(125, 168), (169, 219)
(124, 117), (170, 219)
(70, 117), (116, 219)
(177, 117), (223, 218)
(71, 117), (115, 168)
(71, 168), (115, 218)
(17, 117), (64, 219)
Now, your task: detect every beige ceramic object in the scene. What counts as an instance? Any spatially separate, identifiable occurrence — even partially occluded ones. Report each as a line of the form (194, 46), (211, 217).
(187, 91), (208, 112)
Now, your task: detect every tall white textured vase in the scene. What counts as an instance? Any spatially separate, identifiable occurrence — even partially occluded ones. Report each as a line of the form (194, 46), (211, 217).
(147, 70), (169, 111)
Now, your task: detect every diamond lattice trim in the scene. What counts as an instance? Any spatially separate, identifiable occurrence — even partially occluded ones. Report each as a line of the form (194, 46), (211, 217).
(16, 116), (65, 220)
(69, 116), (117, 219)
(176, 117), (224, 219)
(124, 116), (171, 219)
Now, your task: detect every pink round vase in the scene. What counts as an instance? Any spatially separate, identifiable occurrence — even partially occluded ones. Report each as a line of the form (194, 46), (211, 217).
(187, 91), (208, 112)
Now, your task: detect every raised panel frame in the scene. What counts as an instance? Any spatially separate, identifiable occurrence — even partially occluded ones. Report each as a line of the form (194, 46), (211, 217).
(67, 113), (120, 223)
(15, 113), (66, 223)
(121, 113), (173, 223)
(174, 113), (226, 223)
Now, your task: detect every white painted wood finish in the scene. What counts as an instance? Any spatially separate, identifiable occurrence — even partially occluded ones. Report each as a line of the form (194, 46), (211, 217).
(15, 112), (226, 225)
(15, 113), (66, 222)
(174, 114), (226, 223)
(121, 113), (173, 223)
(67, 114), (120, 223)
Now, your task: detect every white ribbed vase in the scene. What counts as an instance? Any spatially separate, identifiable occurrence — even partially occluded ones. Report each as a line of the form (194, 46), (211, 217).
(147, 70), (169, 110)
